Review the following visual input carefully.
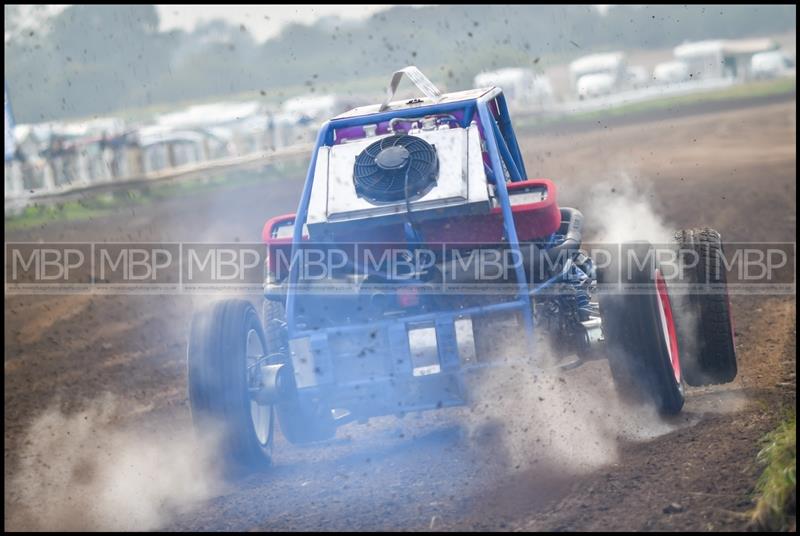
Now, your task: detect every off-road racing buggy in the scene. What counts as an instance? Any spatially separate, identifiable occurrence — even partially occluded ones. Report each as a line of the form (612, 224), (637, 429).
(187, 67), (738, 471)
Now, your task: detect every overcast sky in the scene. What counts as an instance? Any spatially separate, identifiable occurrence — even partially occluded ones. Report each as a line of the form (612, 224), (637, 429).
(156, 4), (398, 41)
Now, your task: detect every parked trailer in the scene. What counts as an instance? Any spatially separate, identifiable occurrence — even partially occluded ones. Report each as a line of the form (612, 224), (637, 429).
(568, 52), (628, 96)
(473, 68), (554, 109)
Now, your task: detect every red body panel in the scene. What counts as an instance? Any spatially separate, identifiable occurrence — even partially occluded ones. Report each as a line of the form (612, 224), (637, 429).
(420, 178), (560, 244)
(262, 179), (561, 273)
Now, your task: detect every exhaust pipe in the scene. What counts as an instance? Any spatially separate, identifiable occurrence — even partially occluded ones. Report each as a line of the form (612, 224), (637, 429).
(253, 363), (295, 405)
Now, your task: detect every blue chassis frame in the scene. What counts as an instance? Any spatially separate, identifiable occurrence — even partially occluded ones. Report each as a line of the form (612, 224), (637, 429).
(278, 88), (576, 410)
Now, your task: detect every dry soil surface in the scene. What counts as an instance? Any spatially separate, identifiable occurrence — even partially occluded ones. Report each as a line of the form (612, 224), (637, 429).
(4, 97), (796, 531)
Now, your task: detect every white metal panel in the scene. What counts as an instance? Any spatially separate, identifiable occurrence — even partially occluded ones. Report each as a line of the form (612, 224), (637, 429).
(466, 123), (490, 205)
(306, 146), (330, 226)
(321, 127), (487, 223)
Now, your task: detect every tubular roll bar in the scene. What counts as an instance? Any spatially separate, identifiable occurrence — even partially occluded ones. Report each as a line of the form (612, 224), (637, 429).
(283, 89), (535, 339)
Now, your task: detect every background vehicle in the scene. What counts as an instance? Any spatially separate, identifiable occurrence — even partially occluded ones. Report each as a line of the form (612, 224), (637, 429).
(576, 72), (617, 99)
(625, 65), (650, 89)
(473, 68), (554, 109)
(569, 52), (628, 98)
(751, 50), (796, 79)
(652, 60), (692, 85)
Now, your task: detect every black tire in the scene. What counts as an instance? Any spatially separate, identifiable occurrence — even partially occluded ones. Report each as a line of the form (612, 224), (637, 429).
(673, 228), (737, 386)
(187, 299), (273, 473)
(262, 300), (336, 444)
(598, 242), (685, 415)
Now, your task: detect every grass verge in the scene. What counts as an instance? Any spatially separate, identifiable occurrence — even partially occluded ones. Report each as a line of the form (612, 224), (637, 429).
(517, 76), (796, 130)
(750, 411), (796, 531)
(5, 159), (307, 231)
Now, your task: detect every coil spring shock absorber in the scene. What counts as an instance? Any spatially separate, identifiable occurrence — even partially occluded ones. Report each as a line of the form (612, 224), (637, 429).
(566, 253), (595, 320)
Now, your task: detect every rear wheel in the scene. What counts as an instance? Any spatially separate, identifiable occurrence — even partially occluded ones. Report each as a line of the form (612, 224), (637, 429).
(673, 228), (737, 385)
(598, 242), (685, 415)
(263, 300), (336, 444)
(187, 299), (274, 473)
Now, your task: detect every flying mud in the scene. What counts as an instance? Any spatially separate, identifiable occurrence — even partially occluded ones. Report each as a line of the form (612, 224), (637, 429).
(4, 97), (796, 531)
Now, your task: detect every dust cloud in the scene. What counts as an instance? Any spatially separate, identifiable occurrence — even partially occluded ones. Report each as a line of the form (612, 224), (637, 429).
(463, 348), (678, 475)
(462, 173), (691, 475)
(580, 171), (674, 245)
(5, 393), (226, 531)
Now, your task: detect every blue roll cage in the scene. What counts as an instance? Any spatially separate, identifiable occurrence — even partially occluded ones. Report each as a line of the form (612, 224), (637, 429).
(282, 88), (570, 344)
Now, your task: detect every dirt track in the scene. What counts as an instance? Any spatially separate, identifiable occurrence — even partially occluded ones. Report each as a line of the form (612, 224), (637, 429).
(4, 98), (796, 531)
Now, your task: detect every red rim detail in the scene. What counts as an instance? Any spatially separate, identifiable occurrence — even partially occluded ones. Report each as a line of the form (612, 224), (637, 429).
(655, 269), (681, 384)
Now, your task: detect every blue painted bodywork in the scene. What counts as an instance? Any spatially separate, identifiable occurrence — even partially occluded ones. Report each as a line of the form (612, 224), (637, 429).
(276, 87), (578, 417)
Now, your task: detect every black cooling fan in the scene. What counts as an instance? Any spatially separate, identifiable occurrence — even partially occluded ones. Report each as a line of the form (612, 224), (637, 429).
(353, 135), (438, 204)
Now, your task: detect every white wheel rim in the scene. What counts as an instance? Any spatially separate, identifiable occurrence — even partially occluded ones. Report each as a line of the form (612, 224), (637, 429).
(246, 328), (273, 447)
